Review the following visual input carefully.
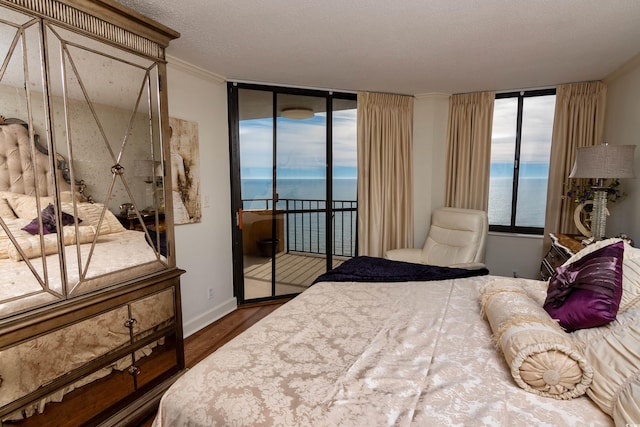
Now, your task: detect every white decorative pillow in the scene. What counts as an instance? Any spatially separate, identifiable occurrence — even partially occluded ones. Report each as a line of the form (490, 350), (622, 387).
(572, 307), (640, 425)
(620, 244), (640, 313)
(480, 278), (593, 400)
(61, 202), (125, 235)
(8, 225), (96, 261)
(562, 238), (622, 264)
(4, 192), (55, 219)
(3, 191), (80, 219)
(0, 192), (17, 218)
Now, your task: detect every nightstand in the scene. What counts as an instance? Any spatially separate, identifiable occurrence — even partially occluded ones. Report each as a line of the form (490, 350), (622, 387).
(540, 233), (584, 281)
(117, 210), (165, 231)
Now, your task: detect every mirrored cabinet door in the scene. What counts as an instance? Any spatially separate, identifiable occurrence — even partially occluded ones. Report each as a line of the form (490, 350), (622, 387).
(0, 4), (65, 316)
(0, 2), (172, 318)
(45, 22), (168, 297)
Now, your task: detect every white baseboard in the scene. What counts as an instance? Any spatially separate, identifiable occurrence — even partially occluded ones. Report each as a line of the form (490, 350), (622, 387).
(182, 297), (237, 338)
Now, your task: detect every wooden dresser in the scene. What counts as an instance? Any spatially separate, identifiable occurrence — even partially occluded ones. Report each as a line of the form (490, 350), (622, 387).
(540, 233), (584, 280)
(0, 1), (184, 425)
(1, 271), (184, 426)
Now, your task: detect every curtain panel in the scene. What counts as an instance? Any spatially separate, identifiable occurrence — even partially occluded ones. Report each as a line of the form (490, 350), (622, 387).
(357, 92), (414, 257)
(543, 81), (607, 252)
(445, 91), (495, 210)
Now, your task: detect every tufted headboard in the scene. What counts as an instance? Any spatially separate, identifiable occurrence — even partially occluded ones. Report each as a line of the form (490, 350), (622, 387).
(0, 120), (70, 197)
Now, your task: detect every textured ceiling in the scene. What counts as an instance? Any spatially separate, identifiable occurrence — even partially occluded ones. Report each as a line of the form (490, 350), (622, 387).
(117, 0), (640, 95)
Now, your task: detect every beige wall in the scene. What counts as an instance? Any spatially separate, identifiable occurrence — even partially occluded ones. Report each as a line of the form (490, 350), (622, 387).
(604, 54), (640, 242)
(166, 58), (236, 337)
(411, 94), (449, 244)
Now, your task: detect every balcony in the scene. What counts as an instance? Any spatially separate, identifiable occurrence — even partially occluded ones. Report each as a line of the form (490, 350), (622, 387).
(242, 198), (357, 299)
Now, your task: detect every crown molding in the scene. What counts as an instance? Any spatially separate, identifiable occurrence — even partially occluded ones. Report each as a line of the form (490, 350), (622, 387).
(414, 92), (451, 100)
(167, 55), (226, 83)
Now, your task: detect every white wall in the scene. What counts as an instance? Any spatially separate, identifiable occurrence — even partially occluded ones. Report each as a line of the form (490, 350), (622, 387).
(604, 54), (640, 243)
(485, 233), (543, 279)
(166, 57), (236, 337)
(412, 94), (449, 244)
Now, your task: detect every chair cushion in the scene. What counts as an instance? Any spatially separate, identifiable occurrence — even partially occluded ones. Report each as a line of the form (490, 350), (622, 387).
(421, 208), (487, 266)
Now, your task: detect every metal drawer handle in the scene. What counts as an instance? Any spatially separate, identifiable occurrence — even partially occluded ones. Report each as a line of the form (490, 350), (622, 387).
(128, 366), (141, 376)
(124, 318), (138, 328)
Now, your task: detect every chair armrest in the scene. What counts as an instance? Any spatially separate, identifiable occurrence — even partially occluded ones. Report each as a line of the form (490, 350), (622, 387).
(448, 262), (487, 270)
(384, 248), (423, 264)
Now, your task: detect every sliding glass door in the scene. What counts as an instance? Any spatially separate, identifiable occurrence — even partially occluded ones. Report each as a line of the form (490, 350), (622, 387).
(229, 83), (357, 303)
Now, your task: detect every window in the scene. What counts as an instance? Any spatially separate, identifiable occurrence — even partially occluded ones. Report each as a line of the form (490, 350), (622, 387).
(488, 89), (556, 234)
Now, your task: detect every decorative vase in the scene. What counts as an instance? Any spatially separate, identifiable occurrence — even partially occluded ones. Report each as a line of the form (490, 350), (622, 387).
(573, 201), (609, 238)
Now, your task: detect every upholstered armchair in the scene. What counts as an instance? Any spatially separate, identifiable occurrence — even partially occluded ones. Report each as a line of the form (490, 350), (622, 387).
(385, 207), (488, 268)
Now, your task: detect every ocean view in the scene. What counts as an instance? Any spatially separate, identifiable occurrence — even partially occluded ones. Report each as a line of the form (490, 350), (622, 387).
(489, 176), (548, 228)
(242, 177), (357, 256)
(242, 174), (548, 255)
(242, 177), (357, 206)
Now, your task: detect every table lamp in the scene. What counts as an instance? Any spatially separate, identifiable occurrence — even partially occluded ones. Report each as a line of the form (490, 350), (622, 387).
(569, 143), (635, 241)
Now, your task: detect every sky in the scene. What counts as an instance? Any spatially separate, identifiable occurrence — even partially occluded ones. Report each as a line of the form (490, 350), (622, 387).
(490, 94), (556, 178)
(239, 109), (357, 180)
(239, 93), (555, 181)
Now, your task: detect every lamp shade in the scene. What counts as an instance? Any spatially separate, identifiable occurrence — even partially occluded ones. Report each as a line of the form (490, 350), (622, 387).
(569, 144), (636, 179)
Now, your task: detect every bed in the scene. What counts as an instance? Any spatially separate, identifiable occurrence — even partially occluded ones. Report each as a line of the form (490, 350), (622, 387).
(153, 248), (640, 426)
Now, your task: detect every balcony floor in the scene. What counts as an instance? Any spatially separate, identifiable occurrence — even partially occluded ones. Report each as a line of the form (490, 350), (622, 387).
(243, 252), (346, 300)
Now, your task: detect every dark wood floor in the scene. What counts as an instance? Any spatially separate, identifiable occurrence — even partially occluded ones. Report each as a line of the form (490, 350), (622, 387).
(138, 300), (287, 426)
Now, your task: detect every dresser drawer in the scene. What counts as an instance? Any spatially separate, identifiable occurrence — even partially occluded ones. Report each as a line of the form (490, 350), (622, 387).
(0, 306), (130, 409)
(130, 288), (176, 341)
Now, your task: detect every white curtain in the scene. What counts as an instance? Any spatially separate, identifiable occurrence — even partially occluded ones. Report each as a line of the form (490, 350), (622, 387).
(357, 92), (414, 257)
(543, 81), (607, 252)
(445, 91), (495, 210)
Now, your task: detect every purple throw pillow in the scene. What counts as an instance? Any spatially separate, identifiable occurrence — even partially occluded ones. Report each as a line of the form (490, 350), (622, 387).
(544, 240), (624, 332)
(21, 218), (51, 235)
(41, 203), (77, 231)
(21, 204), (79, 235)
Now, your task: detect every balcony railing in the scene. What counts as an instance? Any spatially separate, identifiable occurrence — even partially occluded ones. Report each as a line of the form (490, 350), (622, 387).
(242, 198), (357, 257)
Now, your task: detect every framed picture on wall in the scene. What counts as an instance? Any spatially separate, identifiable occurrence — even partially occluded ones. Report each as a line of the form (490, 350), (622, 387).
(169, 117), (201, 224)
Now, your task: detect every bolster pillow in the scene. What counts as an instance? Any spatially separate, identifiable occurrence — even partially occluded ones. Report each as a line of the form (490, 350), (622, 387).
(8, 225), (97, 261)
(480, 278), (593, 399)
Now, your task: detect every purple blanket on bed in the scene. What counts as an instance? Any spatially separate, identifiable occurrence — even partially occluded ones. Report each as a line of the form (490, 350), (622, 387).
(312, 256), (489, 284)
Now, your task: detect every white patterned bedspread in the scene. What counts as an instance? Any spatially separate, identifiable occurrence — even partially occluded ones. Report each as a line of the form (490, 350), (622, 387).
(0, 230), (165, 317)
(154, 276), (612, 426)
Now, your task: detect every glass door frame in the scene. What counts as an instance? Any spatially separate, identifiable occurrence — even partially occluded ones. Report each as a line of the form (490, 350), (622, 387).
(228, 82), (357, 304)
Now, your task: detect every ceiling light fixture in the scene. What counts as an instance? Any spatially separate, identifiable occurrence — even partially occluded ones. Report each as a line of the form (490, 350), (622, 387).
(280, 107), (314, 120)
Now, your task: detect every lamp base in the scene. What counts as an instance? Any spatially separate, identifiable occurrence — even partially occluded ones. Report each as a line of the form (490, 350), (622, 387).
(590, 190), (608, 241)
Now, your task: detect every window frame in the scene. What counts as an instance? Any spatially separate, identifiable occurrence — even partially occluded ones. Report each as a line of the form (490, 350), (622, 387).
(488, 88), (556, 235)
